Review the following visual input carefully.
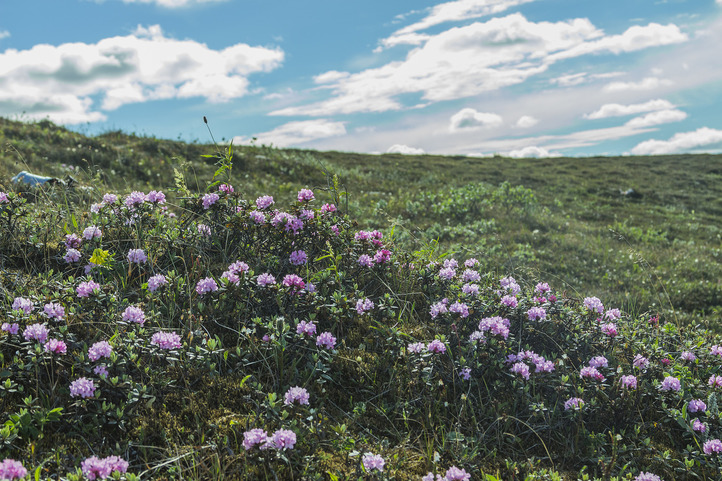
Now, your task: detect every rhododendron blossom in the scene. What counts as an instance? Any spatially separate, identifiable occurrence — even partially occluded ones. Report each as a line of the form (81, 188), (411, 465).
(151, 331), (182, 350)
(284, 386), (310, 405)
(362, 453), (385, 472)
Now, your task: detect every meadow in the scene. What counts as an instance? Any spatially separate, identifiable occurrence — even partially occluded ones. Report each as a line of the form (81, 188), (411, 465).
(1, 116), (722, 480)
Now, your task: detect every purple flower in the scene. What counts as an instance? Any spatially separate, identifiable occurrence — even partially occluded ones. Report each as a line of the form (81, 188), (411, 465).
(81, 455), (128, 480)
(356, 298), (374, 315)
(43, 302), (65, 320)
(0, 459), (27, 480)
(297, 188), (315, 202)
(358, 254), (373, 267)
(633, 355), (649, 370)
(501, 295), (518, 308)
(620, 375), (637, 389)
(321, 203), (336, 213)
(459, 367), (471, 380)
(147, 274), (168, 292)
(584, 296), (604, 314)
(64, 248), (81, 263)
(282, 274), (305, 291)
(316, 332), (337, 350)
(709, 375), (722, 388)
(527, 306), (547, 321)
(711, 345), (722, 357)
(202, 192), (219, 209)
(478, 317), (510, 339)
(94, 364), (109, 377)
(688, 399), (707, 413)
(601, 323), (618, 337)
(429, 300), (448, 319)
(124, 191), (146, 208)
(83, 225), (102, 240)
(255, 195), (274, 210)
(564, 397), (584, 410)
(693, 419), (707, 432)
(362, 453), (385, 472)
(122, 306), (146, 325)
(462, 283), (480, 296)
(70, 377), (96, 398)
(12, 297), (34, 314)
(297, 320), (317, 337)
(500, 276), (520, 295)
(680, 351), (697, 362)
(444, 466), (471, 481)
(243, 428), (269, 450)
(449, 301), (469, 318)
(511, 362), (530, 380)
(289, 250), (307, 265)
(580, 366), (605, 382)
(427, 339), (447, 354)
(197, 223), (211, 236)
(195, 277), (219, 295)
(0, 192), (8, 203)
(146, 190), (166, 203)
(300, 208), (314, 220)
(271, 429), (297, 449)
(44, 339), (67, 354)
(249, 210), (266, 224)
(535, 282), (551, 294)
(703, 439), (722, 454)
(127, 249), (147, 264)
(1, 323), (19, 335)
(88, 341), (112, 361)
(634, 473), (661, 481)
(464, 258), (479, 267)
(407, 342), (426, 353)
(374, 249), (391, 264)
(588, 356), (608, 369)
(604, 308), (621, 320)
(438, 267), (456, 280)
(660, 376), (681, 392)
(103, 193), (118, 204)
(462, 269), (480, 282)
(23, 324), (49, 343)
(151, 331), (182, 350)
(219, 184), (234, 193)
(284, 386), (310, 406)
(257, 273), (276, 287)
(65, 233), (83, 248)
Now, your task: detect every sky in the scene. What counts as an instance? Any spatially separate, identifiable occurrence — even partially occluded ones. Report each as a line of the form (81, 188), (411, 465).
(2, 0), (722, 158)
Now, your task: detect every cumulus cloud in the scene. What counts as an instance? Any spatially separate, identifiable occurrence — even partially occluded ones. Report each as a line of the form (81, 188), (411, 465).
(624, 109), (687, 128)
(274, 14), (687, 118)
(603, 77), (673, 92)
(234, 119), (346, 148)
(0, 25), (283, 124)
(0, 30), (10, 40)
(379, 0), (536, 49)
(515, 115), (538, 128)
(631, 127), (722, 155)
(387, 144), (426, 154)
(449, 108), (503, 131)
(314, 70), (350, 84)
(585, 99), (675, 119)
(121, 0), (228, 7)
(506, 146), (560, 158)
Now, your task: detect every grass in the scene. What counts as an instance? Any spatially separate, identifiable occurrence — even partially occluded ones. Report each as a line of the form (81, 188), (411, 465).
(1, 116), (722, 480)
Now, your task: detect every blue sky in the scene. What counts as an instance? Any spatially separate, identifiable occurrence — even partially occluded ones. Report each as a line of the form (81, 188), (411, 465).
(2, 0), (722, 157)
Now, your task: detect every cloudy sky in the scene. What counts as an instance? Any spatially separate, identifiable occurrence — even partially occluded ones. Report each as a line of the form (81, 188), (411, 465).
(2, 0), (722, 157)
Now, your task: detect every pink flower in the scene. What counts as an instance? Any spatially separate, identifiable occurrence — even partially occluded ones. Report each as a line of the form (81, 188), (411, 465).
(584, 296), (604, 314)
(356, 298), (374, 315)
(358, 254), (373, 267)
(444, 466), (471, 480)
(70, 377), (96, 398)
(44, 339), (67, 354)
(122, 306), (146, 325)
(12, 297), (34, 314)
(501, 295), (518, 308)
(1, 323), (19, 335)
(407, 342), (425, 353)
(703, 439), (722, 454)
(296, 320), (317, 337)
(464, 258), (479, 267)
(282, 274), (305, 291)
(0, 459), (27, 480)
(564, 397), (584, 410)
(146, 190), (166, 203)
(124, 191), (146, 208)
(511, 362), (530, 380)
(256, 195), (275, 210)
(429, 301), (448, 319)
(94, 365), (109, 377)
(249, 210), (266, 224)
(374, 249), (391, 264)
(271, 429), (297, 449)
(257, 273), (276, 287)
(449, 302), (469, 318)
(438, 267), (456, 280)
(462, 269), (480, 282)
(633, 355), (649, 370)
(660, 376), (681, 392)
(680, 351), (697, 362)
(527, 306), (547, 321)
(151, 331), (182, 350)
(709, 375), (722, 388)
(588, 356), (608, 368)
(688, 399), (707, 413)
(218, 184), (233, 193)
(580, 366), (605, 382)
(23, 324), (49, 343)
(83, 225), (102, 240)
(202, 193), (219, 209)
(43, 302), (65, 320)
(88, 341), (112, 361)
(284, 386), (310, 406)
(127, 249), (147, 264)
(427, 339), (446, 354)
(147, 274), (167, 292)
(242, 428), (269, 450)
(620, 375), (637, 389)
(316, 332), (336, 350)
(195, 277), (218, 295)
(297, 188), (315, 202)
(321, 203), (336, 213)
(711, 345), (722, 357)
(693, 419), (707, 432)
(362, 453), (385, 472)
(289, 250), (307, 265)
(462, 283), (480, 296)
(64, 248), (81, 263)
(81, 455), (128, 480)
(601, 322), (618, 337)
(634, 473), (661, 481)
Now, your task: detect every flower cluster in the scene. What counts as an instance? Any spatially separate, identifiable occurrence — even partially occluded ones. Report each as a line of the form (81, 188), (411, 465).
(362, 453), (385, 472)
(150, 331), (182, 350)
(284, 386), (310, 406)
(122, 306), (146, 325)
(70, 377), (96, 399)
(0, 459), (27, 480)
(242, 428), (297, 451)
(80, 455), (129, 480)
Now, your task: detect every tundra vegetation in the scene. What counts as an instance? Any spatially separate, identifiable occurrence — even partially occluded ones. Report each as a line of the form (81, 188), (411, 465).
(1, 117), (722, 480)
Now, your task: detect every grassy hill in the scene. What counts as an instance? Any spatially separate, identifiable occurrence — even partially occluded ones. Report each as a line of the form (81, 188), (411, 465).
(2, 117), (722, 481)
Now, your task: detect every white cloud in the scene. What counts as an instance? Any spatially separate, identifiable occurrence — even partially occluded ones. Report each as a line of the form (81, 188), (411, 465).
(550, 71), (624, 87)
(624, 109), (687, 128)
(387, 144), (425, 154)
(314, 70), (350, 84)
(380, 0), (536, 49)
(0, 25), (283, 124)
(0, 30), (10, 40)
(506, 146), (560, 158)
(122, 0), (228, 7)
(631, 127), (722, 155)
(585, 99), (675, 119)
(234, 119), (346, 148)
(449, 108), (503, 131)
(603, 77), (673, 92)
(515, 115), (538, 128)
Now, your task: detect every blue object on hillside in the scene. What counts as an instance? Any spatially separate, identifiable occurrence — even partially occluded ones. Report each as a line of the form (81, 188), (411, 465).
(12, 171), (56, 185)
